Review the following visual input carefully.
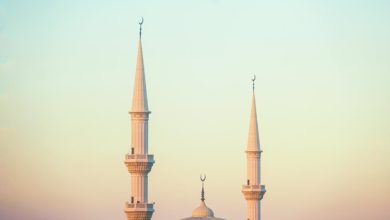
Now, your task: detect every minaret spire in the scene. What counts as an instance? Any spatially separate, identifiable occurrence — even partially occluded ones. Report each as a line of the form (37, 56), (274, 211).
(124, 18), (155, 220)
(242, 76), (266, 220)
(247, 75), (260, 152)
(131, 17), (149, 113)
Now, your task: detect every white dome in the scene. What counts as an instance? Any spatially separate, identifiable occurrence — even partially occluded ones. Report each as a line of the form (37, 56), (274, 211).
(191, 201), (214, 217)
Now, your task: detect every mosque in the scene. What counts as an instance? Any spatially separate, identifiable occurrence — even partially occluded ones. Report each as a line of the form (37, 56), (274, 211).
(123, 19), (266, 220)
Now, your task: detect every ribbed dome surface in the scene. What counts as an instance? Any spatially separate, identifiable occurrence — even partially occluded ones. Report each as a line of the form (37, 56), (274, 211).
(191, 201), (214, 217)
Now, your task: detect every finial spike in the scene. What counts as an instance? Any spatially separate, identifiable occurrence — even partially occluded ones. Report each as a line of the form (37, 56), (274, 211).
(138, 17), (144, 38)
(251, 75), (256, 92)
(200, 174), (206, 201)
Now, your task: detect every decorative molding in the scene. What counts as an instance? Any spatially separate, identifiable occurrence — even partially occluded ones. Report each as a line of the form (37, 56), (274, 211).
(245, 150), (262, 158)
(242, 190), (266, 200)
(129, 112), (151, 120)
(242, 185), (266, 201)
(125, 210), (154, 220)
(125, 161), (154, 174)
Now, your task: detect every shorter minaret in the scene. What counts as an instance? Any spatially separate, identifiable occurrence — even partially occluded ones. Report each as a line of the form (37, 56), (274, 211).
(242, 76), (266, 220)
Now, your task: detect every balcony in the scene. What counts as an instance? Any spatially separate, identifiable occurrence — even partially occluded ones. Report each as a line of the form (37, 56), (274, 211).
(124, 202), (154, 220)
(124, 202), (154, 212)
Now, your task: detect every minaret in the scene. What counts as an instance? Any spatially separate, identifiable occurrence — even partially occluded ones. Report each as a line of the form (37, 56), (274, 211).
(242, 76), (266, 220)
(124, 18), (155, 220)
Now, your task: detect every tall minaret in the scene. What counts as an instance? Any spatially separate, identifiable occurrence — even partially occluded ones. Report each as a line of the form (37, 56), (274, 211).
(242, 76), (266, 220)
(124, 18), (155, 220)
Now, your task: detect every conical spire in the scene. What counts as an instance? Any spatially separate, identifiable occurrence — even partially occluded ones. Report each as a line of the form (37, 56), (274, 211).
(130, 30), (149, 112)
(247, 78), (260, 151)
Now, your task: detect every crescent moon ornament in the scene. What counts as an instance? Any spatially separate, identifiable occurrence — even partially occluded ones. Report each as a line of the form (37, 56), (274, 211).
(200, 174), (206, 182)
(138, 17), (144, 38)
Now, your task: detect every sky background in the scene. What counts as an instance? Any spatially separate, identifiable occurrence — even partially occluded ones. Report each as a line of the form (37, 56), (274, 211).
(0, 0), (389, 220)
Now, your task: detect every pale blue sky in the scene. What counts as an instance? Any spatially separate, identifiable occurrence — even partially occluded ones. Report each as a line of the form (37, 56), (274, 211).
(1, 1), (389, 220)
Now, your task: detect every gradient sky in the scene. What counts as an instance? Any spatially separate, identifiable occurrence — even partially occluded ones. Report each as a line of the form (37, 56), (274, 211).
(1, 1), (389, 220)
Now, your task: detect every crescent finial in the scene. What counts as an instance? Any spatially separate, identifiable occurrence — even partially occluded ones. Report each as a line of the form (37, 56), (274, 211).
(251, 74), (256, 91)
(200, 174), (207, 201)
(200, 174), (206, 182)
(138, 17), (144, 38)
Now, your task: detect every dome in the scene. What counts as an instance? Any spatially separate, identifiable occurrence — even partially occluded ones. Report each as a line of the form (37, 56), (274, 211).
(181, 175), (225, 220)
(191, 201), (214, 217)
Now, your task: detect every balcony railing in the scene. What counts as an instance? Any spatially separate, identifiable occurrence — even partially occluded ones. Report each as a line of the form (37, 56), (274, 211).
(125, 202), (154, 209)
(242, 184), (266, 191)
(125, 154), (154, 161)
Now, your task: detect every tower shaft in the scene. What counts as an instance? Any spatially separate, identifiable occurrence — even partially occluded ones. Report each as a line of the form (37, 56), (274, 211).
(247, 152), (261, 185)
(131, 114), (149, 154)
(247, 200), (260, 220)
